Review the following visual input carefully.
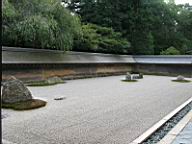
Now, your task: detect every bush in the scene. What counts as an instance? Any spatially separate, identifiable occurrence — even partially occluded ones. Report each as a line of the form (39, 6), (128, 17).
(160, 46), (181, 55)
(74, 24), (131, 54)
(2, 0), (82, 51)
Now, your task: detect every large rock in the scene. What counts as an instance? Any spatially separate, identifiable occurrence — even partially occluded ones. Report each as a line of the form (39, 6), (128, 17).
(2, 76), (33, 104)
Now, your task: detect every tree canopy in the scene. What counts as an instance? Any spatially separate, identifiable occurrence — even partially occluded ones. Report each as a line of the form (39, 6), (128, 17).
(2, 0), (82, 51)
(73, 24), (131, 54)
(2, 0), (192, 55)
(64, 0), (192, 55)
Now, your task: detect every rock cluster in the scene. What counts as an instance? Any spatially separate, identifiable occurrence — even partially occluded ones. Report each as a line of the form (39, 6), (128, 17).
(125, 72), (143, 81)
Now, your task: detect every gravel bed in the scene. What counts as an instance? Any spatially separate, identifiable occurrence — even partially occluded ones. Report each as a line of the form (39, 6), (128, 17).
(142, 102), (192, 144)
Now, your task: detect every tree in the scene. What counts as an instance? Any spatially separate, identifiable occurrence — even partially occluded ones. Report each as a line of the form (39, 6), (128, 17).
(63, 0), (171, 54)
(2, 0), (82, 51)
(176, 4), (192, 54)
(65, 0), (192, 55)
(73, 24), (131, 54)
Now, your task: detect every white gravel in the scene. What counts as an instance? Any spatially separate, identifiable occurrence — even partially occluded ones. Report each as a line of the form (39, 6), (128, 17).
(2, 75), (192, 144)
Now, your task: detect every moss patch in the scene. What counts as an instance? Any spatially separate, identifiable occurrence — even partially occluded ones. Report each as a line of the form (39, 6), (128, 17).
(26, 81), (65, 87)
(172, 80), (191, 83)
(2, 99), (47, 110)
(121, 79), (138, 82)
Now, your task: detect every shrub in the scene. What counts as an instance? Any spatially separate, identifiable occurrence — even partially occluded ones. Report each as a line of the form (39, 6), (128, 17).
(160, 46), (181, 55)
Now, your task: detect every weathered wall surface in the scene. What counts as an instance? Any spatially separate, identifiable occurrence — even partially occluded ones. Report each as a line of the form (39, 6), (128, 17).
(2, 47), (192, 82)
(132, 55), (192, 77)
(2, 64), (133, 82)
(133, 64), (192, 77)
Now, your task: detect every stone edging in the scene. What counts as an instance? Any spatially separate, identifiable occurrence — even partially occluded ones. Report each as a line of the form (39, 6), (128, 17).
(129, 97), (192, 144)
(157, 110), (192, 144)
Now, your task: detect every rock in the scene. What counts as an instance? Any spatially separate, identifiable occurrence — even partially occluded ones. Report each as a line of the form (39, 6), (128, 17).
(125, 72), (132, 80)
(176, 75), (185, 81)
(1, 113), (9, 119)
(47, 76), (64, 85)
(129, 72), (143, 79)
(132, 75), (138, 80)
(54, 97), (66, 101)
(139, 73), (143, 79)
(2, 76), (33, 104)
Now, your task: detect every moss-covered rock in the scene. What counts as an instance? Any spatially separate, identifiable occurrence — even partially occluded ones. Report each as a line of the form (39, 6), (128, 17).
(27, 76), (65, 87)
(2, 76), (33, 104)
(2, 76), (47, 110)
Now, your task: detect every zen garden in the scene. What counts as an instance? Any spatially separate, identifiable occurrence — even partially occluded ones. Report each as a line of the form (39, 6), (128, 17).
(1, 0), (192, 144)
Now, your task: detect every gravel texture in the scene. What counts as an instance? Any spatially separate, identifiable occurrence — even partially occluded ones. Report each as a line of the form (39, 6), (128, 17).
(2, 75), (192, 144)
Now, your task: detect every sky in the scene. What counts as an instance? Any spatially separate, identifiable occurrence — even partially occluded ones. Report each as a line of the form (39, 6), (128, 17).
(175, 0), (192, 4)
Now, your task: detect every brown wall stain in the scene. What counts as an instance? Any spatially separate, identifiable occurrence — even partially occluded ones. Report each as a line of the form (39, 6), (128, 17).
(96, 65), (132, 73)
(42, 69), (76, 79)
(2, 63), (191, 82)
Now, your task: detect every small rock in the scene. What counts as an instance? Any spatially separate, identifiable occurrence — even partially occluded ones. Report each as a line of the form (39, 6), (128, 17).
(176, 75), (185, 81)
(1, 113), (9, 119)
(54, 97), (66, 101)
(2, 76), (33, 104)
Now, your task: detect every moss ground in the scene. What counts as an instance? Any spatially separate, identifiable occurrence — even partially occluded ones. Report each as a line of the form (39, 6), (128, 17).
(2, 99), (47, 110)
(121, 79), (138, 82)
(26, 81), (65, 87)
(172, 80), (191, 83)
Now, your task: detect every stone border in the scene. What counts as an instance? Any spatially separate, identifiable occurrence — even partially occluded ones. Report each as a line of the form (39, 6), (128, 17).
(157, 110), (192, 144)
(129, 97), (192, 144)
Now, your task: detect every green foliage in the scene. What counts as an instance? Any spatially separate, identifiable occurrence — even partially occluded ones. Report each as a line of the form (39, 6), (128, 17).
(160, 46), (181, 55)
(3, 0), (192, 54)
(73, 24), (131, 54)
(132, 31), (155, 55)
(65, 0), (192, 55)
(2, 0), (82, 51)
(172, 80), (191, 83)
